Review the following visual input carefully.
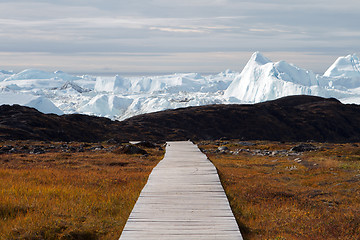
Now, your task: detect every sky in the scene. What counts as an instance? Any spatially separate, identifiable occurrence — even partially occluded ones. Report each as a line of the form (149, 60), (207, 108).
(0, 0), (359, 74)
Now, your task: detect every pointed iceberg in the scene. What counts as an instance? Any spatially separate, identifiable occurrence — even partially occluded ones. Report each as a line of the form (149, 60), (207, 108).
(224, 52), (319, 102)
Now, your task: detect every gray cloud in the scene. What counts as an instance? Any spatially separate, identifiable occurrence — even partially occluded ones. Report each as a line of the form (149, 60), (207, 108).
(0, 0), (358, 73)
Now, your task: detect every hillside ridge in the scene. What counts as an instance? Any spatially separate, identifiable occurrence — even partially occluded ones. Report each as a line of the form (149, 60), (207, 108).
(1, 95), (359, 142)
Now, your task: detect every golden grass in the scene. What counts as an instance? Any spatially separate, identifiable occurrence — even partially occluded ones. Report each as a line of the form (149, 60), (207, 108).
(2, 140), (359, 239)
(0, 142), (164, 240)
(199, 141), (360, 240)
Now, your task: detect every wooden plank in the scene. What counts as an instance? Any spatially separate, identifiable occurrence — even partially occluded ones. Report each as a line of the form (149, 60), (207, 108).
(119, 141), (243, 240)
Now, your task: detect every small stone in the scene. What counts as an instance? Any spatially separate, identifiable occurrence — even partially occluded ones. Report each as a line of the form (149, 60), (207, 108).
(31, 147), (45, 154)
(218, 146), (229, 151)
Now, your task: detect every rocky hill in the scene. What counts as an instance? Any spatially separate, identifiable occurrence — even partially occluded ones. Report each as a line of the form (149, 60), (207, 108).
(1, 95), (360, 142)
(0, 104), (115, 142)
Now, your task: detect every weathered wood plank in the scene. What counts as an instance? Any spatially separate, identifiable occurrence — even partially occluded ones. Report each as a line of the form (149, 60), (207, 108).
(119, 141), (243, 240)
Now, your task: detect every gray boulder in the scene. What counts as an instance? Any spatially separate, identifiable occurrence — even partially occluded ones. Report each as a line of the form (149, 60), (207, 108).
(218, 146), (229, 151)
(290, 144), (317, 152)
(117, 144), (148, 155)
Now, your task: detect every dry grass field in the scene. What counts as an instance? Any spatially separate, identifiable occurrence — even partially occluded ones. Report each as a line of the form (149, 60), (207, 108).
(0, 141), (164, 240)
(199, 141), (360, 240)
(1, 139), (360, 240)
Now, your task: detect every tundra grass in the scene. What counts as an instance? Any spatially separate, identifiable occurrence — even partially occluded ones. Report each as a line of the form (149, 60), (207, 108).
(0, 142), (164, 240)
(200, 141), (360, 240)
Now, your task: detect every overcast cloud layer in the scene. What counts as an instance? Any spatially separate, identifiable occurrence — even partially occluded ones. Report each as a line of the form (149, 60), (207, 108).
(0, 0), (359, 74)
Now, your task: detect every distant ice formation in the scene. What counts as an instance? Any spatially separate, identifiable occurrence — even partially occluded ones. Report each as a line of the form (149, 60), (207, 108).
(224, 52), (319, 102)
(1, 53), (360, 119)
(0, 92), (63, 115)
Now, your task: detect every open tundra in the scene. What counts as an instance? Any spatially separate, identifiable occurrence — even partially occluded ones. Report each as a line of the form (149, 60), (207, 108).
(1, 52), (360, 119)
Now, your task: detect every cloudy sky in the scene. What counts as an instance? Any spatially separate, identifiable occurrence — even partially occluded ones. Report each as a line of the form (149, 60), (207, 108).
(0, 0), (359, 74)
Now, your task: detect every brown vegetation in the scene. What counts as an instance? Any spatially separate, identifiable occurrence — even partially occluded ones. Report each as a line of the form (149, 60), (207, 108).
(0, 141), (164, 240)
(1, 139), (360, 240)
(199, 140), (360, 240)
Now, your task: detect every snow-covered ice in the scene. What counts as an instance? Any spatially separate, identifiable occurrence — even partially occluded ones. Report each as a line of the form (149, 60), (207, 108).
(224, 52), (320, 102)
(1, 52), (360, 120)
(0, 92), (63, 115)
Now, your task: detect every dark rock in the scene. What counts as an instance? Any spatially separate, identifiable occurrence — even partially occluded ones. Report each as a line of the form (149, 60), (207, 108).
(290, 143), (317, 152)
(20, 145), (29, 150)
(90, 145), (104, 151)
(1, 145), (13, 151)
(106, 138), (124, 144)
(115, 144), (148, 155)
(135, 141), (157, 148)
(80, 143), (91, 148)
(106, 139), (117, 144)
(9, 147), (18, 153)
(69, 147), (77, 152)
(219, 137), (230, 141)
(156, 141), (167, 146)
(31, 147), (45, 154)
(238, 141), (256, 146)
(0, 145), (21, 154)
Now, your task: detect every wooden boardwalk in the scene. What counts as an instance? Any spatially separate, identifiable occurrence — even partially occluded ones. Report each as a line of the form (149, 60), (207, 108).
(119, 141), (243, 240)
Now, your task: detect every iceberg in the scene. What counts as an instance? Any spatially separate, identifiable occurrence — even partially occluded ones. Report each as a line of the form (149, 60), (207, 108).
(0, 92), (63, 115)
(79, 95), (133, 117)
(1, 52), (360, 119)
(4, 69), (80, 82)
(323, 54), (360, 89)
(224, 52), (320, 102)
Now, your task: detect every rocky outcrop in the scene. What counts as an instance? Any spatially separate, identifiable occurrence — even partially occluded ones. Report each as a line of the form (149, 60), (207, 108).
(1, 95), (360, 142)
